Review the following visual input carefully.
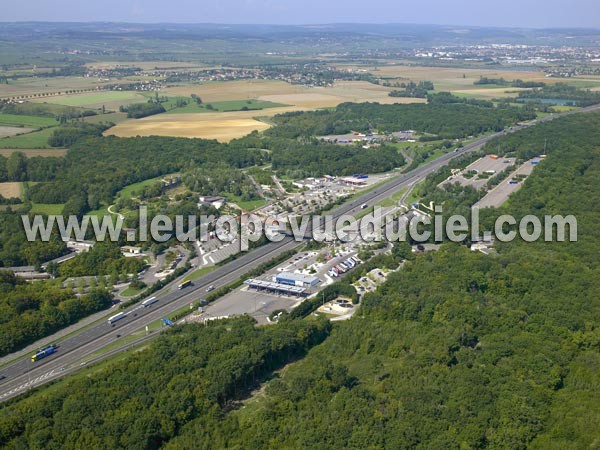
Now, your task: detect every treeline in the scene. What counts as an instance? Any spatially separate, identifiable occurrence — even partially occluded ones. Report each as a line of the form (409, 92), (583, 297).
(0, 271), (113, 356)
(267, 100), (535, 139)
(474, 76), (546, 88)
(0, 316), (331, 448)
(389, 80), (434, 98)
(120, 102), (166, 119)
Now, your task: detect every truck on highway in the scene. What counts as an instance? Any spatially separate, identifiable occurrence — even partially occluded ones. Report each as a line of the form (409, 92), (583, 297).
(178, 279), (192, 290)
(31, 345), (57, 362)
(142, 296), (159, 307)
(108, 311), (127, 325)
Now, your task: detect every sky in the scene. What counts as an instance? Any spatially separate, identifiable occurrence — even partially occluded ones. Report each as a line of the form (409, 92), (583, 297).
(0, 0), (598, 28)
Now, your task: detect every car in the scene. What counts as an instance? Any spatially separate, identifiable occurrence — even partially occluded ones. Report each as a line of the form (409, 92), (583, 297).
(206, 285), (215, 292)
(115, 334), (121, 338)
(0, 375), (6, 381)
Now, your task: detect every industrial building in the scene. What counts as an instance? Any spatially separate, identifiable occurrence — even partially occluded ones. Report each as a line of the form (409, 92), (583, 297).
(273, 272), (321, 288)
(244, 279), (309, 297)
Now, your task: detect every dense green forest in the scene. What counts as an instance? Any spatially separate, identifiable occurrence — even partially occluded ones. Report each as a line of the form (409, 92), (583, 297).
(271, 143), (405, 178)
(267, 101), (535, 139)
(1, 111), (599, 448)
(0, 271), (113, 356)
(0, 316), (332, 448)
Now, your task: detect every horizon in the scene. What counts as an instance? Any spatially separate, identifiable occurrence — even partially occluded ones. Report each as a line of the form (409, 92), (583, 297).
(1, 0), (598, 29)
(0, 20), (599, 31)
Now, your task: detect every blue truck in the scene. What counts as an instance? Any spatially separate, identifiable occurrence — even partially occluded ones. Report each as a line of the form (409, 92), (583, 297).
(31, 345), (57, 362)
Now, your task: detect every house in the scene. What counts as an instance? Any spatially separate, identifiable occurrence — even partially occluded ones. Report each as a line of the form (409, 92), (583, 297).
(198, 196), (226, 210)
(121, 245), (142, 255)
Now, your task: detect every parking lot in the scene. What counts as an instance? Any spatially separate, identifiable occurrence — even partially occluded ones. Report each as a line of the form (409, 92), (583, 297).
(474, 157), (544, 208)
(440, 155), (516, 190)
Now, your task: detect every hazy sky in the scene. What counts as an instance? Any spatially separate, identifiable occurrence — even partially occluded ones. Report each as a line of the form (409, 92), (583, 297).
(1, 0), (598, 28)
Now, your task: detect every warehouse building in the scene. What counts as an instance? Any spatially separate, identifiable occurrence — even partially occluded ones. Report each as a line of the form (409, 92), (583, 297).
(273, 272), (321, 288)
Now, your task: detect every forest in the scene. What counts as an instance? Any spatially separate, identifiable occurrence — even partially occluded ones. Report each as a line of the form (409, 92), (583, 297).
(266, 101), (535, 139)
(2, 110), (598, 448)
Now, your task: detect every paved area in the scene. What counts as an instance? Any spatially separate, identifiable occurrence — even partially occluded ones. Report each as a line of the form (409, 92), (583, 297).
(474, 157), (543, 208)
(441, 155), (516, 190)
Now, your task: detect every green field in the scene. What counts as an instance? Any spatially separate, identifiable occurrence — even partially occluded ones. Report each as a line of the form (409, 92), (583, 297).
(47, 91), (144, 108)
(0, 127), (57, 148)
(163, 98), (288, 114)
(30, 203), (64, 215)
(188, 265), (217, 281)
(121, 285), (146, 297)
(225, 194), (267, 211)
(0, 113), (58, 128)
(118, 175), (165, 199)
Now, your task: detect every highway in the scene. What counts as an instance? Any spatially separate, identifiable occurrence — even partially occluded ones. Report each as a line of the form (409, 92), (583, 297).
(1, 103), (600, 402)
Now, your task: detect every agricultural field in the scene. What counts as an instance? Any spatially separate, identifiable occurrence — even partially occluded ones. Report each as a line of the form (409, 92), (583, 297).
(0, 127), (57, 148)
(84, 61), (210, 71)
(30, 91), (146, 110)
(0, 113), (58, 128)
(0, 182), (22, 199)
(0, 76), (115, 99)
(163, 98), (288, 114)
(0, 126), (32, 137)
(107, 108), (290, 141)
(109, 79), (426, 141)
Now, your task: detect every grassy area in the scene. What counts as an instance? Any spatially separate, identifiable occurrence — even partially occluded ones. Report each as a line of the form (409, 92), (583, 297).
(47, 91), (143, 108)
(227, 195), (267, 211)
(30, 203), (64, 215)
(0, 113), (58, 128)
(120, 285), (146, 297)
(188, 265), (217, 281)
(0, 127), (57, 148)
(163, 98), (288, 114)
(118, 176), (165, 199)
(405, 181), (423, 205)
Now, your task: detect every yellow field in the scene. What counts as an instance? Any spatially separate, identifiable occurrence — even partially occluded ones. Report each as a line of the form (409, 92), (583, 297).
(106, 108), (290, 141)
(0, 182), (21, 198)
(163, 79), (307, 101)
(0, 148), (68, 158)
(111, 80), (426, 141)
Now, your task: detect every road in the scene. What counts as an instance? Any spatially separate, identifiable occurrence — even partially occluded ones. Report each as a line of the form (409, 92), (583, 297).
(1, 103), (600, 401)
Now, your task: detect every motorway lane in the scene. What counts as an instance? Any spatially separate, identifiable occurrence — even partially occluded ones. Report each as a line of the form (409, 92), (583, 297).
(2, 104), (600, 400)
